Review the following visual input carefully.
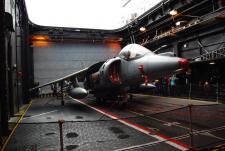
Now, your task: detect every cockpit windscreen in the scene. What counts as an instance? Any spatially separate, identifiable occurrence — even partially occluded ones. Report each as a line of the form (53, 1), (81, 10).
(119, 44), (154, 60)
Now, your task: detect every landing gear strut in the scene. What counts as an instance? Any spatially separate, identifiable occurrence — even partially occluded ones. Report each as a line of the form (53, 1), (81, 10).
(117, 95), (128, 108)
(60, 81), (65, 106)
(129, 94), (133, 101)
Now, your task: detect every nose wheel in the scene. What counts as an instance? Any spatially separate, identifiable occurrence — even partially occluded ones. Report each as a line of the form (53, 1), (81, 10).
(117, 95), (128, 108)
(95, 94), (129, 108)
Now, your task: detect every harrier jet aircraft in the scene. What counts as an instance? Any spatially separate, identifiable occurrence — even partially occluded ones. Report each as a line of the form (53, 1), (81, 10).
(30, 44), (188, 105)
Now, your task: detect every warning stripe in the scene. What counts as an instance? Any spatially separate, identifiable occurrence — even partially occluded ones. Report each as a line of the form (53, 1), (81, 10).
(73, 98), (189, 151)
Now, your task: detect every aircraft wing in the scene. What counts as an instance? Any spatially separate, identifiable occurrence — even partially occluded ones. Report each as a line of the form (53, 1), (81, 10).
(30, 67), (89, 91)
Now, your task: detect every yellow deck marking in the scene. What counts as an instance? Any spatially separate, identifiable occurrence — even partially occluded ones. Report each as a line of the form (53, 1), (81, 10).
(1, 100), (33, 151)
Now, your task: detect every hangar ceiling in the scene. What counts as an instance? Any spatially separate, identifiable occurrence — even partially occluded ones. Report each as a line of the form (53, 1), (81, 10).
(4, 0), (219, 41)
(25, 0), (161, 30)
(29, 0), (225, 60)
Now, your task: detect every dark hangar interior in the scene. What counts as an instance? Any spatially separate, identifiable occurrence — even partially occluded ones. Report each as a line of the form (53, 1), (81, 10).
(1, 0), (225, 150)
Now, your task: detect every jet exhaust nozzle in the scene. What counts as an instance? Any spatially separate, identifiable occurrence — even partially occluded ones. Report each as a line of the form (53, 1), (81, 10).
(69, 87), (88, 99)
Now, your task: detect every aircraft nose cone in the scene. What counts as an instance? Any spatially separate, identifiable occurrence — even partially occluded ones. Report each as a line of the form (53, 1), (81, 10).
(178, 58), (189, 69)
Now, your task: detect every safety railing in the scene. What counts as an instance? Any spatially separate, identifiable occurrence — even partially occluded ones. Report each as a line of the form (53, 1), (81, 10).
(151, 83), (225, 103)
(192, 46), (225, 62)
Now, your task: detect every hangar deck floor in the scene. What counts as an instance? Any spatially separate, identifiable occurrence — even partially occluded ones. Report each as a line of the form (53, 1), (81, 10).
(5, 95), (225, 151)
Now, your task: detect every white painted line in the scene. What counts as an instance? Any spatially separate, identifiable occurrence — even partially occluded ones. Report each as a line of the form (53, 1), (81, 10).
(23, 110), (58, 119)
(201, 132), (225, 141)
(128, 109), (225, 142)
(72, 98), (189, 151)
(128, 110), (189, 130)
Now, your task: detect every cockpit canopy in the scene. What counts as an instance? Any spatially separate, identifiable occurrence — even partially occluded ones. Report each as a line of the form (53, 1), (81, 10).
(119, 44), (154, 60)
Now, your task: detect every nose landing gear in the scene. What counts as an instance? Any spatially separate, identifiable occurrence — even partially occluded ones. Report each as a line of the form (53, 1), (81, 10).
(117, 94), (129, 108)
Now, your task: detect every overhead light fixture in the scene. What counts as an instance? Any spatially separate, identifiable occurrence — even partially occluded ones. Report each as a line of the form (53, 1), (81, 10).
(139, 26), (146, 32)
(176, 21), (181, 26)
(169, 9), (178, 16)
(31, 35), (49, 41)
(176, 20), (187, 26)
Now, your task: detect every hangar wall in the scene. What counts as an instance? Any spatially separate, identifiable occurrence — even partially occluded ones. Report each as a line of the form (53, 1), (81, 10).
(32, 41), (121, 92)
(178, 32), (225, 59)
(151, 25), (225, 101)
(0, 0), (31, 139)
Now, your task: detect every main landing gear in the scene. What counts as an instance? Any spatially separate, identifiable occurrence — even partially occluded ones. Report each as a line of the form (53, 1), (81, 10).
(95, 93), (132, 108)
(117, 95), (128, 108)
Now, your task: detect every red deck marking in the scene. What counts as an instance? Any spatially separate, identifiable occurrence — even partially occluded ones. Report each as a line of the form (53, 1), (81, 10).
(73, 98), (189, 151)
